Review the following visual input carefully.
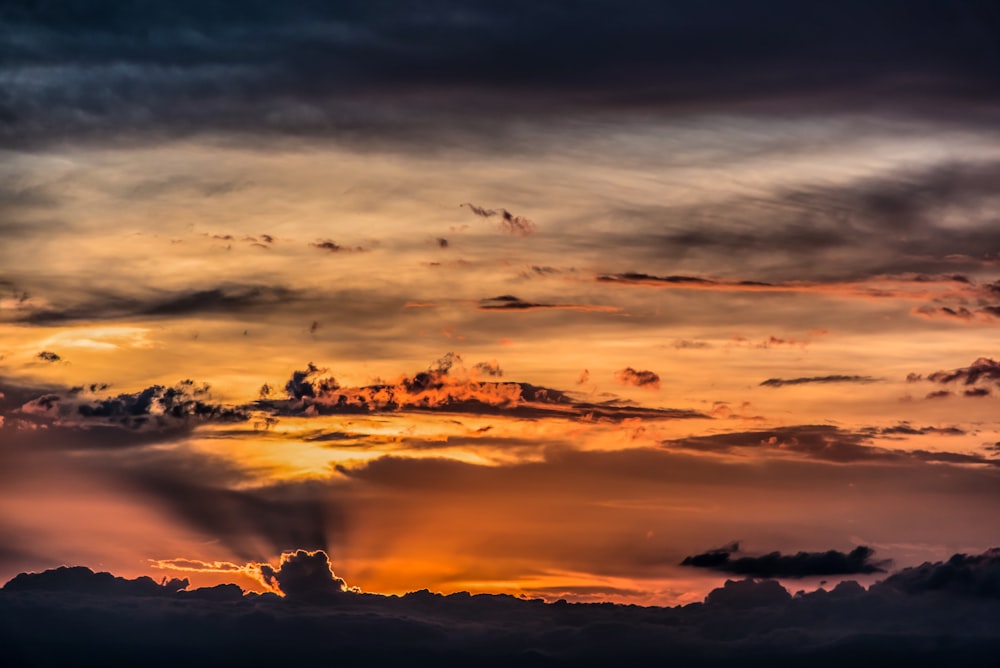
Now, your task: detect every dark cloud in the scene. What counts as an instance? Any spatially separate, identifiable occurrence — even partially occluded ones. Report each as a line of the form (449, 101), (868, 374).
(4, 566), (187, 597)
(702, 577), (791, 608)
(927, 357), (1000, 386)
(4, 548), (1000, 667)
(477, 295), (614, 311)
(36, 351), (61, 363)
(876, 549), (1000, 599)
(260, 549), (347, 601)
(14, 379), (247, 431)
(867, 423), (965, 437)
(682, 543), (890, 578)
(600, 160), (1000, 282)
(598, 273), (720, 287)
(311, 240), (365, 253)
(3, 1), (998, 152)
(615, 367), (661, 389)
(760, 375), (880, 388)
(461, 204), (536, 236)
(13, 285), (298, 324)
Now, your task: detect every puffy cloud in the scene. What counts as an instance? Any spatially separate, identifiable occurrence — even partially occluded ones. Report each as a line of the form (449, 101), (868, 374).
(876, 548), (1000, 598)
(259, 549), (347, 601)
(15, 380), (247, 430)
(682, 543), (890, 578)
(260, 355), (704, 422)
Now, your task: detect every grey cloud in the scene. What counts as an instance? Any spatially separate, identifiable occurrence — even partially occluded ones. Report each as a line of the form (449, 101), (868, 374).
(461, 204), (536, 236)
(14, 379), (247, 431)
(927, 357), (1000, 386)
(600, 160), (1000, 282)
(5, 1), (997, 152)
(760, 375), (880, 388)
(12, 285), (298, 324)
(666, 425), (999, 467)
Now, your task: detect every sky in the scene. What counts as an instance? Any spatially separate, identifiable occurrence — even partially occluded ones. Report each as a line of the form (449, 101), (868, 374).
(2, 0), (1000, 607)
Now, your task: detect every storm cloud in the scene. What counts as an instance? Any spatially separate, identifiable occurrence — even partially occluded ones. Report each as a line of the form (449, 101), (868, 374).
(3, 1), (998, 152)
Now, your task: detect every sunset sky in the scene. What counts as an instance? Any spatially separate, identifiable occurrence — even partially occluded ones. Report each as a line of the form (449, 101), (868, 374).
(2, 1), (1000, 606)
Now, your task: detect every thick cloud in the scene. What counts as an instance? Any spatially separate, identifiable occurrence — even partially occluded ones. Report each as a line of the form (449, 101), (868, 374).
(13, 379), (247, 431)
(259, 355), (705, 422)
(4, 549), (1000, 667)
(259, 549), (347, 601)
(4, 566), (187, 597)
(3, 1), (998, 152)
(682, 543), (889, 578)
(876, 548), (1000, 598)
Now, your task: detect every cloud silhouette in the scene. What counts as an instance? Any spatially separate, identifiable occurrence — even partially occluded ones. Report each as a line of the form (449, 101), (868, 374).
(259, 549), (347, 601)
(4, 548), (1000, 666)
(760, 375), (880, 388)
(682, 543), (890, 577)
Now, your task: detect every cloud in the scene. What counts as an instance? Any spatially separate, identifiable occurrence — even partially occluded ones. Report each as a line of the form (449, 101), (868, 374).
(615, 367), (661, 389)
(760, 375), (880, 388)
(876, 548), (1000, 599)
(478, 295), (617, 312)
(311, 240), (365, 253)
(461, 204), (536, 236)
(926, 357), (1000, 386)
(702, 577), (791, 608)
(36, 351), (61, 363)
(259, 355), (705, 423)
(665, 425), (999, 467)
(14, 380), (248, 431)
(867, 423), (965, 437)
(5, 548), (1000, 666)
(259, 549), (348, 600)
(13, 285), (298, 324)
(682, 543), (890, 578)
(4, 566), (188, 597)
(4, 1), (997, 155)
